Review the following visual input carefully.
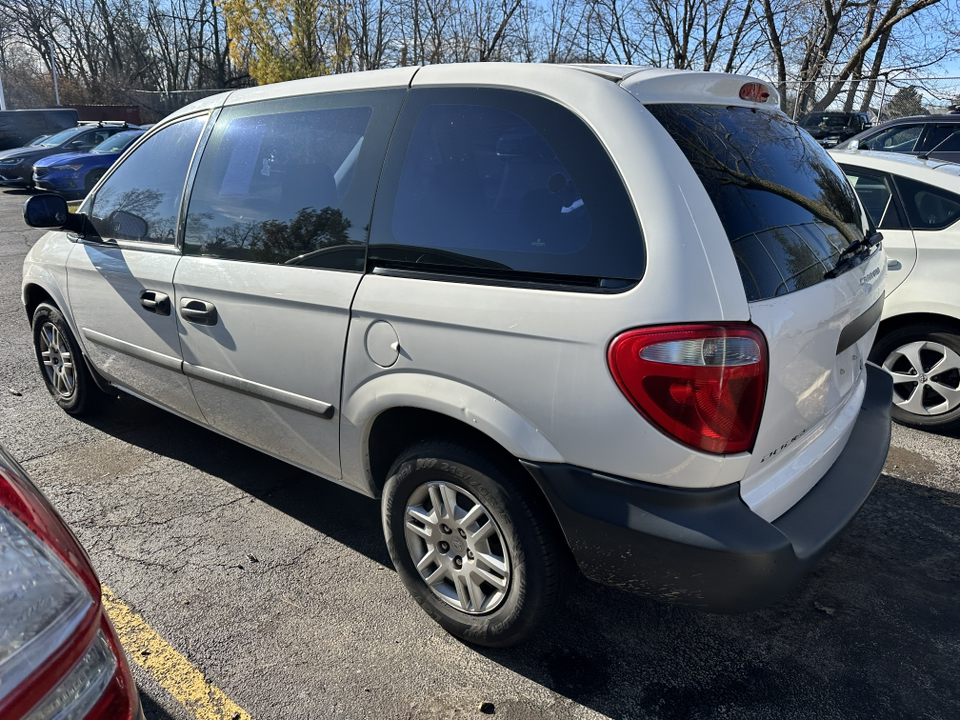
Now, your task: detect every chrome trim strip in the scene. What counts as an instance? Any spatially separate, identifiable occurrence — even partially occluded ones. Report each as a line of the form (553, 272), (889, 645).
(82, 329), (182, 372)
(182, 362), (334, 419)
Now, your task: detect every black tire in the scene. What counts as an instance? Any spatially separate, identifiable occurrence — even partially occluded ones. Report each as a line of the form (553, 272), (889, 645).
(31, 303), (106, 416)
(382, 439), (567, 647)
(84, 168), (104, 195)
(870, 323), (960, 431)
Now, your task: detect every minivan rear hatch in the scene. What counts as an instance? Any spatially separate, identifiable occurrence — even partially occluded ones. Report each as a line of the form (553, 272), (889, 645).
(643, 100), (884, 521)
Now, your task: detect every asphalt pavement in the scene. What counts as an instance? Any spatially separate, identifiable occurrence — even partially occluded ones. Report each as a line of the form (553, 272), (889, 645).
(1, 187), (957, 720)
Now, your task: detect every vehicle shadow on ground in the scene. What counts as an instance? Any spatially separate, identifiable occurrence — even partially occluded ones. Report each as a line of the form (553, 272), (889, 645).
(83, 396), (959, 720)
(139, 689), (179, 720)
(81, 394), (394, 568)
(476, 470), (960, 720)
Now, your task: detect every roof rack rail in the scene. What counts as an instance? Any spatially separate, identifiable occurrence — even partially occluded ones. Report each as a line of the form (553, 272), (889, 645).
(77, 120), (137, 128)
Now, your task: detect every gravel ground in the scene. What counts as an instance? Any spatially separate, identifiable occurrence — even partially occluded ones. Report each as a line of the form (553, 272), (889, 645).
(1, 187), (957, 720)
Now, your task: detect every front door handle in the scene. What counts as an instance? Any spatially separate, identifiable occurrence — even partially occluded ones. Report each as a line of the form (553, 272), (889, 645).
(179, 298), (218, 326)
(139, 290), (170, 315)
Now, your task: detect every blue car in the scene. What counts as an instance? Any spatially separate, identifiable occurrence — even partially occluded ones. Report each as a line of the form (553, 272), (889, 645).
(32, 129), (145, 197)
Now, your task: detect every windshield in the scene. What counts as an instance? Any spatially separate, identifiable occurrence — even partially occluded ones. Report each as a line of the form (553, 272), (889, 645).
(648, 104), (868, 301)
(40, 127), (85, 147)
(801, 114), (854, 129)
(92, 131), (142, 154)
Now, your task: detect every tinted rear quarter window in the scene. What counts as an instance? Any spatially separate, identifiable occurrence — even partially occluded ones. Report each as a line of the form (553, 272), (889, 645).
(894, 175), (960, 230)
(646, 103), (867, 301)
(369, 88), (644, 288)
(840, 167), (909, 230)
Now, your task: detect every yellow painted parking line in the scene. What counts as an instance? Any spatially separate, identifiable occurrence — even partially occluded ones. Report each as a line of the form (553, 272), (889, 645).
(102, 586), (254, 720)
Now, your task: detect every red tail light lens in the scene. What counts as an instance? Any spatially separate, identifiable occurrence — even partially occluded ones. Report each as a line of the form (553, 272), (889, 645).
(608, 324), (768, 454)
(739, 82), (772, 103)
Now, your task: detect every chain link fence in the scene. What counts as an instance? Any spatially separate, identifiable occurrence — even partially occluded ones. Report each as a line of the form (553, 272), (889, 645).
(125, 89), (234, 123)
(780, 75), (960, 122)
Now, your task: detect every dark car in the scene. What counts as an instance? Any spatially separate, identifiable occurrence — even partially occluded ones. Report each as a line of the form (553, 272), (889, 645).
(0, 123), (134, 187)
(0, 109), (78, 151)
(34, 129), (146, 197)
(835, 113), (960, 163)
(798, 111), (873, 147)
(0, 443), (143, 720)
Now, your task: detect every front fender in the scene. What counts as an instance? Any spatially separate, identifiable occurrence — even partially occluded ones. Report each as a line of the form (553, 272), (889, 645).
(340, 372), (564, 496)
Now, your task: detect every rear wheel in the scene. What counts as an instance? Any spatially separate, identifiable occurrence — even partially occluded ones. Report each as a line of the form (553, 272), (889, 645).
(382, 439), (567, 647)
(870, 324), (960, 431)
(32, 303), (107, 416)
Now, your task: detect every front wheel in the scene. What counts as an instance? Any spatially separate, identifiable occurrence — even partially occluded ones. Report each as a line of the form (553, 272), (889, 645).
(84, 168), (105, 195)
(32, 303), (106, 416)
(382, 439), (567, 647)
(870, 323), (960, 431)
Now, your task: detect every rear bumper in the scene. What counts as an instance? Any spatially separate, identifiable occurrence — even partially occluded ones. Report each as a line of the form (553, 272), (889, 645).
(522, 363), (893, 613)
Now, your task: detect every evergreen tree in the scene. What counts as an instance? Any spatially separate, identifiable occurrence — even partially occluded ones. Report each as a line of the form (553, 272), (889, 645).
(885, 86), (926, 119)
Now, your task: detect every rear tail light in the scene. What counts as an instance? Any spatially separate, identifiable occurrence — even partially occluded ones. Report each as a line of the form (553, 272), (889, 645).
(739, 82), (772, 103)
(608, 324), (768, 454)
(0, 450), (138, 720)
(21, 630), (116, 720)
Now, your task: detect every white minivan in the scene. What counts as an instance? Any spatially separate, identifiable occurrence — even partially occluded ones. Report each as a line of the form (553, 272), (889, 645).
(22, 64), (892, 646)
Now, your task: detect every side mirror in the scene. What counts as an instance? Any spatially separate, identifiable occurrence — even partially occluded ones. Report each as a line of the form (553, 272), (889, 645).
(109, 210), (148, 241)
(23, 193), (68, 228)
(848, 139), (860, 150)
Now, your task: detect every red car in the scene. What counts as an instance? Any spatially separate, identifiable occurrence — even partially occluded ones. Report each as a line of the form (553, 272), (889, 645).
(0, 444), (143, 720)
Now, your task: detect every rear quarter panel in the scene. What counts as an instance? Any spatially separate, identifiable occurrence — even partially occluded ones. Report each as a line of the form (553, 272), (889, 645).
(342, 67), (758, 493)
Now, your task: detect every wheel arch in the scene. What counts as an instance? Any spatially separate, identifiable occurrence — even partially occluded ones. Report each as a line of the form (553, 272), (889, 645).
(23, 278), (112, 395)
(22, 281), (57, 323)
(873, 311), (960, 357)
(341, 373), (564, 498)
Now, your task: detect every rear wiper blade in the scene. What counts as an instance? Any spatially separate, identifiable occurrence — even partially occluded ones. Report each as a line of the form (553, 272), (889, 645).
(824, 231), (883, 279)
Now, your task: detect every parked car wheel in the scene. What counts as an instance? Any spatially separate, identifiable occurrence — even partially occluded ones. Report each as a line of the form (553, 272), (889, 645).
(382, 439), (566, 647)
(31, 303), (105, 415)
(84, 168), (104, 194)
(871, 324), (960, 431)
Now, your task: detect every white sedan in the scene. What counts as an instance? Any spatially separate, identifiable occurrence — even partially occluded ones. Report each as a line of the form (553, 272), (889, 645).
(830, 148), (960, 430)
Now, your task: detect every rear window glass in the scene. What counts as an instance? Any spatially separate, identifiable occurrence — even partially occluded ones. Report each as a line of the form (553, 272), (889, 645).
(370, 88), (644, 288)
(647, 104), (868, 301)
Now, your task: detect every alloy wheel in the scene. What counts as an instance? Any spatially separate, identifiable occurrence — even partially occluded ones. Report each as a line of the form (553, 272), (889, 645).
(403, 481), (511, 614)
(882, 340), (960, 416)
(38, 322), (77, 400)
